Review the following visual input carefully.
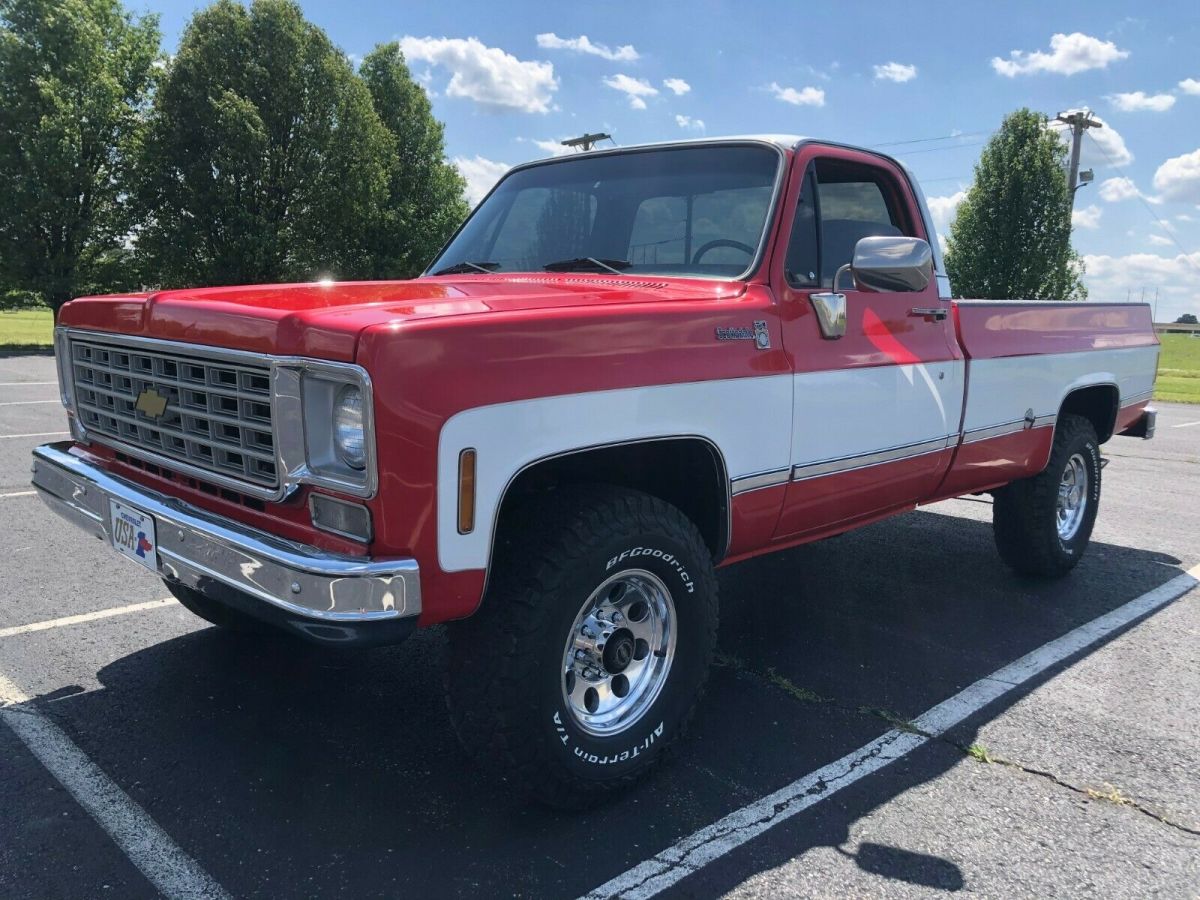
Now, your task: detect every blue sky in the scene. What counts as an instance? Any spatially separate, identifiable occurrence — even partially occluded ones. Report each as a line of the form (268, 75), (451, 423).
(144, 0), (1200, 320)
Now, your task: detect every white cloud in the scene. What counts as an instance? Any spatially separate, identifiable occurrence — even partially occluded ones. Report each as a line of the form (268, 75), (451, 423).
(991, 32), (1128, 77)
(1098, 176), (1141, 202)
(603, 73), (657, 109)
(1178, 213), (1196, 222)
(1081, 251), (1200, 318)
(1049, 112), (1132, 167)
(1108, 91), (1176, 112)
(399, 36), (557, 113)
(663, 78), (691, 96)
(454, 155), (509, 206)
(535, 33), (638, 62)
(1179, 78), (1200, 95)
(1147, 234), (1174, 246)
(768, 82), (825, 107)
(1153, 148), (1200, 203)
(1072, 204), (1103, 229)
(522, 138), (573, 157)
(926, 191), (967, 237)
(675, 114), (705, 132)
(873, 62), (917, 83)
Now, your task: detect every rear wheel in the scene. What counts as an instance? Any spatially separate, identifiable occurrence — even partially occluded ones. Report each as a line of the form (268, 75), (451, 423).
(992, 414), (1101, 577)
(445, 485), (718, 808)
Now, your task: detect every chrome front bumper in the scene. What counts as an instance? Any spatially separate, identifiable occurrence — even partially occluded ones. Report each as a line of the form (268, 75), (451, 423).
(31, 442), (420, 643)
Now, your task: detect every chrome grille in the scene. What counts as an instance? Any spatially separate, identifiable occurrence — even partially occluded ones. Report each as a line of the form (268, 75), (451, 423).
(70, 337), (278, 489)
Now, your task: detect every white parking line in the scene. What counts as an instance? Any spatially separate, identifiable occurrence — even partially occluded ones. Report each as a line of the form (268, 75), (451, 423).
(0, 431), (69, 439)
(582, 568), (1200, 900)
(0, 599), (176, 640)
(0, 381), (59, 386)
(1171, 420), (1200, 428)
(0, 672), (230, 899)
(0, 490), (36, 499)
(0, 399), (58, 406)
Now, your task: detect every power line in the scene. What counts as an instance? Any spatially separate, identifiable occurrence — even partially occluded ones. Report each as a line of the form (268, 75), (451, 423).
(871, 130), (991, 148)
(889, 140), (988, 156)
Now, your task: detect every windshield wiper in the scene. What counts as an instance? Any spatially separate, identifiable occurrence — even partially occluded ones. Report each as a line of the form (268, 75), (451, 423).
(542, 257), (632, 275)
(432, 261), (500, 275)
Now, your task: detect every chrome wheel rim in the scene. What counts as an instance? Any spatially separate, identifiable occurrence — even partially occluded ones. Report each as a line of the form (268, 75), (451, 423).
(1057, 453), (1089, 541)
(560, 569), (676, 737)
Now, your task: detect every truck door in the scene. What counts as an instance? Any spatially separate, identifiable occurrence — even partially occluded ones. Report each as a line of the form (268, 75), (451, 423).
(772, 147), (964, 538)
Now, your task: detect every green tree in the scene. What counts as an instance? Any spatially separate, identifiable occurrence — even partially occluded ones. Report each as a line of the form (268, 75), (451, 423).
(0, 0), (160, 312)
(358, 43), (467, 278)
(945, 108), (1086, 301)
(1175, 313), (1198, 325)
(136, 0), (392, 286)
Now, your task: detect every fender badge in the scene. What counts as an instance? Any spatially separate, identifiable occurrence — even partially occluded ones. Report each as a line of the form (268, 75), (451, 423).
(135, 388), (169, 419)
(715, 321), (771, 350)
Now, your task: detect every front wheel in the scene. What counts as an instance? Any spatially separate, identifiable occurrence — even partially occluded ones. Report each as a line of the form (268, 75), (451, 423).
(992, 414), (1102, 577)
(445, 486), (718, 808)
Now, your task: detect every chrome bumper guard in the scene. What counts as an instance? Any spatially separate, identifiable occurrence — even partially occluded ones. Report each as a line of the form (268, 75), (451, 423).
(32, 443), (420, 637)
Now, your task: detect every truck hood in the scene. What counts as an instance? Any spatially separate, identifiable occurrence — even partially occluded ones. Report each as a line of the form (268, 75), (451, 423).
(60, 275), (747, 361)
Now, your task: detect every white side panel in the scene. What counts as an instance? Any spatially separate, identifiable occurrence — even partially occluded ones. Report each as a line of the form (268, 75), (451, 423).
(437, 375), (794, 572)
(791, 361), (965, 464)
(962, 346), (1159, 432)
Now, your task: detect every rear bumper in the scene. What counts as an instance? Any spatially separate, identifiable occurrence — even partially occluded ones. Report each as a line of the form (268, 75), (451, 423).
(31, 442), (421, 646)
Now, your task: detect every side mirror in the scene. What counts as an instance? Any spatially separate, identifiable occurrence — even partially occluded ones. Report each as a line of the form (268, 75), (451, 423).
(847, 235), (934, 293)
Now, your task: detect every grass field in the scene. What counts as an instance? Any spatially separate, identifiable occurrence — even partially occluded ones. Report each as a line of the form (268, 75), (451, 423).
(2, 306), (1197, 402)
(1156, 333), (1200, 404)
(0, 309), (53, 350)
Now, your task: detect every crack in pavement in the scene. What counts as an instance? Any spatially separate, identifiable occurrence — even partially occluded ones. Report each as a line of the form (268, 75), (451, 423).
(716, 649), (1200, 841)
(714, 651), (930, 736)
(961, 747), (1200, 838)
(604, 729), (922, 898)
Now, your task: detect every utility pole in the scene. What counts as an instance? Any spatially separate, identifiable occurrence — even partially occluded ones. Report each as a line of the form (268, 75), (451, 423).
(1055, 109), (1102, 210)
(561, 132), (612, 152)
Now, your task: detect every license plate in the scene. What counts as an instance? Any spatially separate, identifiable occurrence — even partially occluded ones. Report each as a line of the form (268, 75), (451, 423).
(109, 499), (158, 573)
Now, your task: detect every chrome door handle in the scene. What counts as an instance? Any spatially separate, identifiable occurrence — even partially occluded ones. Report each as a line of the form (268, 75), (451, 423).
(910, 307), (948, 321)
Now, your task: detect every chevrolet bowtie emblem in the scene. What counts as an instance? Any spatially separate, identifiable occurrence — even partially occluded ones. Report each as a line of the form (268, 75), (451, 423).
(135, 388), (169, 419)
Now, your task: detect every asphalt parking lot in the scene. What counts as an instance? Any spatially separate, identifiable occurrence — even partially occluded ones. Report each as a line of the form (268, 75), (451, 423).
(1, 351), (1197, 899)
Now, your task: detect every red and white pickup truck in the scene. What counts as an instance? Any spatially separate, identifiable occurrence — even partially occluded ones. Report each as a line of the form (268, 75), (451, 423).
(33, 136), (1159, 806)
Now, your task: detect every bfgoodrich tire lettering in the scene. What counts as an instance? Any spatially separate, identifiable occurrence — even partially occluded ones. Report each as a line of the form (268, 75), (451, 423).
(992, 414), (1102, 578)
(445, 485), (718, 808)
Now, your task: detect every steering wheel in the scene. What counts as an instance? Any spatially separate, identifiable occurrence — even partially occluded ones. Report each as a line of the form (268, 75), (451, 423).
(691, 239), (755, 265)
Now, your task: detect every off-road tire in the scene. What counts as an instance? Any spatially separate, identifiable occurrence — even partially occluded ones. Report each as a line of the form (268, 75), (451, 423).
(445, 485), (719, 808)
(165, 580), (271, 633)
(993, 414), (1102, 578)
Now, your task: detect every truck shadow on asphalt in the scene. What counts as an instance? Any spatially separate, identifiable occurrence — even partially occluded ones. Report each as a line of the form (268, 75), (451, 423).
(40, 508), (1186, 898)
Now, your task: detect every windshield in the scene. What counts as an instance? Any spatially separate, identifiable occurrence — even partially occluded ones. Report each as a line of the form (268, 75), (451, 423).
(428, 144), (782, 279)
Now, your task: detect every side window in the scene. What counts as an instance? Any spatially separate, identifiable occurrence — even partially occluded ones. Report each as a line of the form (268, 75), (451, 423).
(784, 167), (820, 286)
(815, 161), (906, 288)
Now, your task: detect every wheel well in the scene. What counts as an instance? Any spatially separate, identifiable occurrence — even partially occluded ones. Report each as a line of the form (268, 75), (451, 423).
(494, 438), (729, 563)
(1059, 384), (1119, 443)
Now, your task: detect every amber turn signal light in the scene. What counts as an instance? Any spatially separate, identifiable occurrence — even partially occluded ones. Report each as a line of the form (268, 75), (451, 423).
(458, 448), (477, 534)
